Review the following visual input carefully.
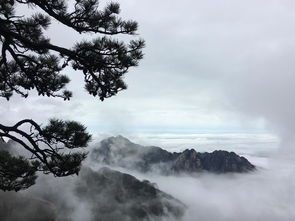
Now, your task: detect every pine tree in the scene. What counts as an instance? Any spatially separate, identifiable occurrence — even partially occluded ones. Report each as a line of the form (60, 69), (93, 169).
(0, 0), (144, 191)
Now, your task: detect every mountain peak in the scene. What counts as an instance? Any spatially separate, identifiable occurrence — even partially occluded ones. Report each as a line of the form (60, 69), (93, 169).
(106, 135), (132, 143)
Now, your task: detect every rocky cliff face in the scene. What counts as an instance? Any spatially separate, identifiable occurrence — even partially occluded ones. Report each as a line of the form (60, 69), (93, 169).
(91, 136), (255, 174)
(75, 167), (186, 221)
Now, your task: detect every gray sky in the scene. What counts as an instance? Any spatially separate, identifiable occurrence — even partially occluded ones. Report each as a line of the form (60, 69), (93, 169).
(2, 0), (295, 146)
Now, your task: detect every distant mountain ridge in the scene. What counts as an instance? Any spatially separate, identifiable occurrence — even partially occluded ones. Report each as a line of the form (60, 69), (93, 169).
(91, 135), (255, 174)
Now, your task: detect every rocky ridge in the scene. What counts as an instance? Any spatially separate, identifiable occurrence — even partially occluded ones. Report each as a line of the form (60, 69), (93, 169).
(91, 135), (255, 174)
(75, 167), (186, 221)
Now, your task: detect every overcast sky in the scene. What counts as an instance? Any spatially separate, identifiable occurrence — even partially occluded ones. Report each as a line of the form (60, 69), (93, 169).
(2, 0), (295, 147)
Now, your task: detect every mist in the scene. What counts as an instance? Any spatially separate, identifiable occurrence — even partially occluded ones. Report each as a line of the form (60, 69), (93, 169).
(98, 157), (295, 221)
(1, 135), (295, 221)
(154, 165), (295, 221)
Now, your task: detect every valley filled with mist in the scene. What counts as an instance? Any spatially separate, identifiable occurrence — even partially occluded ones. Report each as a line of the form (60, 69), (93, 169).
(2, 133), (295, 221)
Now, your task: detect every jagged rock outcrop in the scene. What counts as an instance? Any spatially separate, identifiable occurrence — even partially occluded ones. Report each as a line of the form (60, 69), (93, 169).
(172, 149), (255, 173)
(91, 135), (255, 174)
(75, 167), (186, 221)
